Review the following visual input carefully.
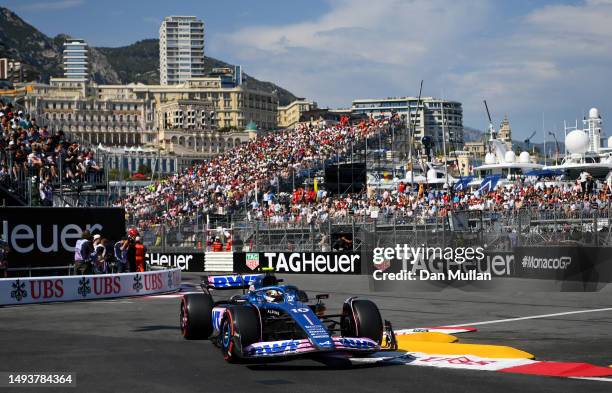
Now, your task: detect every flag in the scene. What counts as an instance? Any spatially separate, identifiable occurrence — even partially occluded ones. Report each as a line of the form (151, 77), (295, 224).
(314, 178), (318, 197)
(454, 176), (474, 192)
(477, 175), (501, 194)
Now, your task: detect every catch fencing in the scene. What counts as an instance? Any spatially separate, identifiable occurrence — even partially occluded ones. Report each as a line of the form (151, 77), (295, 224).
(141, 207), (612, 254)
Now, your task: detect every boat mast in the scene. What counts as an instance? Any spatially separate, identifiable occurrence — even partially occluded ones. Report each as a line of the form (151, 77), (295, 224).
(441, 95), (449, 188)
(408, 80), (424, 186)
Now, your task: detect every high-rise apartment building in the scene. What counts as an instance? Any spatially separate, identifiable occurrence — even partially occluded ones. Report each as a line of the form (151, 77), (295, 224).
(63, 39), (89, 79)
(159, 16), (205, 85)
(351, 96), (464, 154)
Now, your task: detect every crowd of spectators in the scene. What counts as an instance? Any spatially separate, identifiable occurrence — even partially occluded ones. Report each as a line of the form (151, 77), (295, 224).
(0, 99), (103, 205)
(245, 178), (612, 227)
(118, 110), (612, 231)
(117, 117), (388, 227)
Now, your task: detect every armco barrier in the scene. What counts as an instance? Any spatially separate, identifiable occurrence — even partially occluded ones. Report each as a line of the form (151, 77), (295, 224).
(204, 252), (233, 272)
(0, 268), (181, 306)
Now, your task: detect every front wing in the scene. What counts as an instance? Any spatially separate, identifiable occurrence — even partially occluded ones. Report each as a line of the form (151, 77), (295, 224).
(243, 337), (379, 358)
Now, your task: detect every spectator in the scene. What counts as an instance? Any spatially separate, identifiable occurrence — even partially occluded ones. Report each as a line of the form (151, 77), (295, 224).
(74, 230), (93, 275)
(39, 178), (53, 206)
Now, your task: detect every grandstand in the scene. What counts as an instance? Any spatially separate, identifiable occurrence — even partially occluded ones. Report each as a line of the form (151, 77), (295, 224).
(0, 97), (109, 207)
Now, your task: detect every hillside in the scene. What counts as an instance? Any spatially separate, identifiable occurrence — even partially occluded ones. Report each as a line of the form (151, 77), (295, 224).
(0, 7), (298, 105)
(97, 40), (298, 105)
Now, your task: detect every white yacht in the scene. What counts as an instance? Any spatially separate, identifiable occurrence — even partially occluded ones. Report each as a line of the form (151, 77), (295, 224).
(469, 120), (542, 188)
(367, 160), (457, 190)
(544, 108), (612, 180)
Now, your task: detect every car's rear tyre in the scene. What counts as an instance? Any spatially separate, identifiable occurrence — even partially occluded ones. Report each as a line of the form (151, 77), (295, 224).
(341, 298), (383, 344)
(220, 306), (261, 363)
(180, 293), (214, 340)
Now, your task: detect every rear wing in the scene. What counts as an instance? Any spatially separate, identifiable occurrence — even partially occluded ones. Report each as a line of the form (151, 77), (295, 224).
(202, 274), (263, 290)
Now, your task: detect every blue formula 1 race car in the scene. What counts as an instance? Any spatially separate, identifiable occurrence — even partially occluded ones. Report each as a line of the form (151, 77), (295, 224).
(180, 269), (397, 363)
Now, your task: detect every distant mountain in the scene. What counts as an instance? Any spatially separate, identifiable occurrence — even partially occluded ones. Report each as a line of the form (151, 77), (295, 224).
(0, 7), (299, 105)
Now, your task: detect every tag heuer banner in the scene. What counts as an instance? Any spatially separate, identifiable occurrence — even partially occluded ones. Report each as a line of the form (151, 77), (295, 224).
(233, 252), (362, 274)
(145, 252), (205, 272)
(1, 207), (125, 269)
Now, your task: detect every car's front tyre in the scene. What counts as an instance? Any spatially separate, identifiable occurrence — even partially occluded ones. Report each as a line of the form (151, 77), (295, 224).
(220, 305), (261, 363)
(341, 298), (383, 344)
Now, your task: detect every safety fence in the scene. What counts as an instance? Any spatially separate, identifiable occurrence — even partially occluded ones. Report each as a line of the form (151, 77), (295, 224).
(139, 207), (612, 254)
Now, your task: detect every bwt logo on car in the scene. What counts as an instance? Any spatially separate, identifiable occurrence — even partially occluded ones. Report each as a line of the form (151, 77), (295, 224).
(248, 340), (301, 356)
(521, 255), (572, 270)
(1, 220), (103, 253)
(338, 338), (377, 349)
(264, 253), (359, 273)
(211, 275), (260, 287)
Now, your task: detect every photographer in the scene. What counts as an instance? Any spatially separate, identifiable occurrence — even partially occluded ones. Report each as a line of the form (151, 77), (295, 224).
(74, 230), (93, 275)
(113, 237), (129, 273)
(91, 234), (107, 274)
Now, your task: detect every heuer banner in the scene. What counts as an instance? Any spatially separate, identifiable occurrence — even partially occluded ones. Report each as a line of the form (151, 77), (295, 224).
(0, 207), (125, 269)
(0, 268), (181, 306)
(514, 246), (612, 282)
(146, 252), (204, 272)
(234, 252), (362, 274)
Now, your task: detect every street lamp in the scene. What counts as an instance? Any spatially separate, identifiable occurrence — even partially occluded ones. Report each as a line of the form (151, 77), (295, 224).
(548, 131), (560, 165)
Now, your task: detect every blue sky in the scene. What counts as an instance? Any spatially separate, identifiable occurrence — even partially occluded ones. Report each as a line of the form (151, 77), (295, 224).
(5, 0), (612, 143)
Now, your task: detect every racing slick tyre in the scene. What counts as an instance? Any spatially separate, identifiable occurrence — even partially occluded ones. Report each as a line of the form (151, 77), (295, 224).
(341, 299), (383, 344)
(220, 305), (261, 363)
(180, 293), (214, 340)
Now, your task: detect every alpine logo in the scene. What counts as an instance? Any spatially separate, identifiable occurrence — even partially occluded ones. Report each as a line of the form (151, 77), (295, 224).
(521, 256), (572, 270)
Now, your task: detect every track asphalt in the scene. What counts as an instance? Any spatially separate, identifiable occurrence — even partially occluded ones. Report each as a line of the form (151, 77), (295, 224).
(1, 273), (611, 393)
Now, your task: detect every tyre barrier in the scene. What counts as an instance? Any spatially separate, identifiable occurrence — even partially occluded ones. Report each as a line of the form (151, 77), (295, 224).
(0, 268), (181, 306)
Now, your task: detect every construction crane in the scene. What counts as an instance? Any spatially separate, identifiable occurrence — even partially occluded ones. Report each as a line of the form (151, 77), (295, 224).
(524, 130), (537, 152)
(483, 100), (496, 140)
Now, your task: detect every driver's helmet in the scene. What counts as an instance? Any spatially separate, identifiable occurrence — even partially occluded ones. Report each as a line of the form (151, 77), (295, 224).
(264, 289), (283, 303)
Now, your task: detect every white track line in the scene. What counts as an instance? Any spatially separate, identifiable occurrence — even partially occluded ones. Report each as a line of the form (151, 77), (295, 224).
(572, 377), (612, 383)
(448, 307), (612, 327)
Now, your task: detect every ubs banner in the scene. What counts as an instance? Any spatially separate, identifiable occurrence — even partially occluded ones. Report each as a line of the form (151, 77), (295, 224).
(0, 207), (125, 269)
(146, 252), (205, 272)
(514, 246), (612, 282)
(234, 252), (362, 274)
